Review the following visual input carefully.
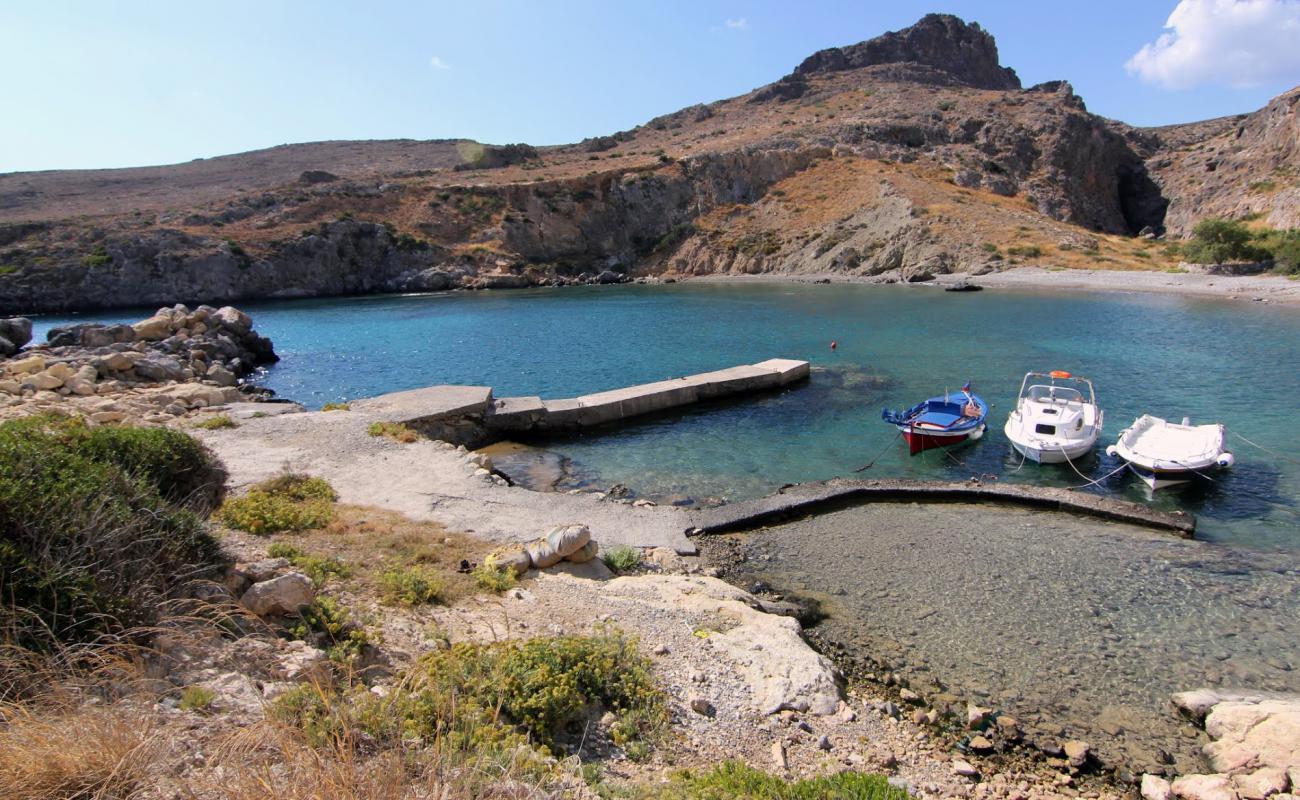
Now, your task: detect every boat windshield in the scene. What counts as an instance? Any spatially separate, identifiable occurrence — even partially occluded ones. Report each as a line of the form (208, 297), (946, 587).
(1027, 385), (1083, 403)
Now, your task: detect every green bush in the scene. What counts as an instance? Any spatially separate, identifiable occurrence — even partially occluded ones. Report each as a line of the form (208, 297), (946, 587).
(367, 421), (419, 443)
(266, 542), (351, 587)
(1182, 218), (1268, 264)
(287, 596), (371, 664)
(379, 564), (444, 606)
(1256, 228), (1300, 274)
(320, 402), (351, 412)
(472, 562), (517, 593)
(178, 685), (215, 712)
(645, 761), (908, 799)
(602, 545), (643, 574)
(194, 414), (238, 430)
(81, 245), (112, 268)
(0, 416), (226, 649)
(216, 474), (336, 534)
(1006, 245), (1043, 258)
(413, 629), (663, 753)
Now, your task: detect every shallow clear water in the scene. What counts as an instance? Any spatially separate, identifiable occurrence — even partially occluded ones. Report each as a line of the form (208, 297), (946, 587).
(34, 283), (1300, 550)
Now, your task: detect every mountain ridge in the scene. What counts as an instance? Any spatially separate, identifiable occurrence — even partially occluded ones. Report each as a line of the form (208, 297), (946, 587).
(0, 14), (1295, 314)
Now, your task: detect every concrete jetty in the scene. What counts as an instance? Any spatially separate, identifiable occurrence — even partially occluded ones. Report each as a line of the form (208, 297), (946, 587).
(351, 358), (810, 446)
(691, 477), (1196, 537)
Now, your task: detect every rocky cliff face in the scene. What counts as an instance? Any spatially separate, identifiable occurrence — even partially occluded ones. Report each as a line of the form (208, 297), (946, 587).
(0, 14), (1292, 314)
(1145, 88), (1300, 235)
(794, 13), (1020, 91)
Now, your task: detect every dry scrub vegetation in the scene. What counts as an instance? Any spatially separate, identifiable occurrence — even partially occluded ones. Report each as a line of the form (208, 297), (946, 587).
(0, 415), (903, 799)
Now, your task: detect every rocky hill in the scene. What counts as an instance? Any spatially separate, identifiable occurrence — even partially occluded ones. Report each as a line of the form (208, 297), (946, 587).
(0, 13), (1295, 314)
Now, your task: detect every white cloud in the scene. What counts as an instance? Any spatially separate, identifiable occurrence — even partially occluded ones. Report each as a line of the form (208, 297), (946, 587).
(724, 17), (748, 30)
(1126, 0), (1300, 89)
(429, 55), (451, 71)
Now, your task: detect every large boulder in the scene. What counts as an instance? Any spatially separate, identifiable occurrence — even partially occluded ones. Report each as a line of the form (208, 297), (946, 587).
(132, 315), (174, 341)
(604, 575), (844, 716)
(0, 317), (32, 356)
(240, 572), (314, 617)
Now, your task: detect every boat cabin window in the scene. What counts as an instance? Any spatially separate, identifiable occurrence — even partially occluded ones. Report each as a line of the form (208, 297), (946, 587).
(1035, 423), (1057, 435)
(1027, 385), (1083, 403)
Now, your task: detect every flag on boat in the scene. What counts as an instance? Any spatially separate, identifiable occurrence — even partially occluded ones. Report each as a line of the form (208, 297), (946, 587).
(961, 381), (972, 393)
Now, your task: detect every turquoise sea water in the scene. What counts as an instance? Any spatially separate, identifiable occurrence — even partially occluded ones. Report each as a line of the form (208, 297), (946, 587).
(33, 283), (1300, 549)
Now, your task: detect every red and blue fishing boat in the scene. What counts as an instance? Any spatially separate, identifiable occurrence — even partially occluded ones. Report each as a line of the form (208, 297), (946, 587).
(881, 383), (989, 455)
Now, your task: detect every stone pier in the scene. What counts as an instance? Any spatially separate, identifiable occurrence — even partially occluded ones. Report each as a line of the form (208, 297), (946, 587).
(350, 358), (810, 446)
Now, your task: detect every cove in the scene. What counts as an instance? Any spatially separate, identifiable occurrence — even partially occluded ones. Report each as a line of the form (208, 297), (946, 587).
(32, 282), (1300, 550)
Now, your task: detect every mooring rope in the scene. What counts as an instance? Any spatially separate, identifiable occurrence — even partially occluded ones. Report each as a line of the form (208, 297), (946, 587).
(854, 429), (903, 473)
(1232, 431), (1300, 466)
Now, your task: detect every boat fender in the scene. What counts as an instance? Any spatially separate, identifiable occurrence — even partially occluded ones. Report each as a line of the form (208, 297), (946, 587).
(1217, 452), (1235, 468)
(830, 340), (837, 350)
(969, 425), (985, 441)
(1105, 445), (1119, 457)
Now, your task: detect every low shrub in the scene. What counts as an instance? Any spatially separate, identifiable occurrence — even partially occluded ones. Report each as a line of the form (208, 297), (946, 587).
(415, 629), (662, 753)
(367, 421), (419, 443)
(320, 402), (351, 412)
(602, 545), (643, 574)
(379, 564), (444, 606)
(216, 474), (336, 535)
(80, 245), (112, 268)
(0, 415), (226, 648)
(266, 543), (351, 587)
(471, 562), (517, 593)
(178, 685), (215, 712)
(194, 414), (237, 430)
(1006, 245), (1043, 258)
(644, 761), (908, 799)
(287, 597), (371, 665)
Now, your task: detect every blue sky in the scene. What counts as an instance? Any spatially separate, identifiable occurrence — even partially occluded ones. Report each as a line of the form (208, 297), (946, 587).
(3, 1), (1298, 173)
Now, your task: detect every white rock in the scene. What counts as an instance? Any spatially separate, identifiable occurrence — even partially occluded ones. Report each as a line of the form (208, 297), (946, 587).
(273, 641), (330, 682)
(968, 704), (992, 729)
(952, 759), (979, 777)
(1171, 773), (1238, 800)
(1064, 739), (1091, 767)
(771, 741), (788, 771)
(240, 572), (314, 616)
(1143, 774), (1174, 800)
(45, 362), (75, 381)
(604, 575), (843, 716)
(1233, 768), (1288, 800)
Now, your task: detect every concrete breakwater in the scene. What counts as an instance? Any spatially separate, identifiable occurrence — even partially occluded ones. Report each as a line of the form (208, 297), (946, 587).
(692, 477), (1197, 536)
(351, 358), (811, 447)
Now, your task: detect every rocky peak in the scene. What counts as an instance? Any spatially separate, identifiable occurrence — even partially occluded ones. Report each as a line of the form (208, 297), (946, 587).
(793, 13), (1021, 91)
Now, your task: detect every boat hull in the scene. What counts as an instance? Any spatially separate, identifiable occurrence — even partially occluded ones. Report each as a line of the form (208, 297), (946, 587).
(1125, 462), (1198, 490)
(898, 423), (986, 455)
(1008, 438), (1095, 465)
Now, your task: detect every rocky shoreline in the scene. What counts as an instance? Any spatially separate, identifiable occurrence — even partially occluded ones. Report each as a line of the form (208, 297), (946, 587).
(2, 306), (1296, 799)
(0, 304), (275, 424)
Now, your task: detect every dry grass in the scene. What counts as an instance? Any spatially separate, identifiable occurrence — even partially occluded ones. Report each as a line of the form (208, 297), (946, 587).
(0, 702), (165, 800)
(266, 505), (491, 605)
(193, 716), (574, 800)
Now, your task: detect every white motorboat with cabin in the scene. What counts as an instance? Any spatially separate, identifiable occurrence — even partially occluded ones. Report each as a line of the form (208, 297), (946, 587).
(1004, 371), (1103, 464)
(1106, 415), (1234, 489)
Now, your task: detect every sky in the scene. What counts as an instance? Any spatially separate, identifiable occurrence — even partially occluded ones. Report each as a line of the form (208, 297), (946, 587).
(3, 0), (1299, 173)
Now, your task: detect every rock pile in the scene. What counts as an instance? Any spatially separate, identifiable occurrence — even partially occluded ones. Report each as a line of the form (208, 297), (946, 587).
(222, 557), (316, 618)
(0, 304), (275, 421)
(1140, 690), (1300, 800)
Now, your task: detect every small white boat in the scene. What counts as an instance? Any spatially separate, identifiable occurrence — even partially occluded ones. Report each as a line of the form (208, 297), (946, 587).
(1004, 371), (1103, 464)
(1106, 415), (1234, 489)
